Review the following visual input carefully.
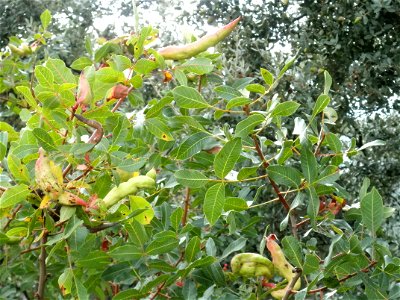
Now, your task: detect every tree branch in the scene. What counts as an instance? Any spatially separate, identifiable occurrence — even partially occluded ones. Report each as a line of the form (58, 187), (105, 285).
(307, 261), (377, 294)
(181, 188), (190, 226)
(35, 229), (48, 300)
(283, 268), (302, 300)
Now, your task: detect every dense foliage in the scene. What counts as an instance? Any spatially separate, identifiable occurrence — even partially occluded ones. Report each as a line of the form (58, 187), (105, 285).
(1, 8), (399, 300)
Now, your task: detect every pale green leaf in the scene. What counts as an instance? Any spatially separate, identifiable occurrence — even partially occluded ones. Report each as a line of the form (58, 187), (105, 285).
(312, 94), (330, 118)
(172, 86), (210, 109)
(224, 197), (248, 211)
(271, 101), (300, 117)
(0, 184), (30, 208)
(178, 58), (213, 75)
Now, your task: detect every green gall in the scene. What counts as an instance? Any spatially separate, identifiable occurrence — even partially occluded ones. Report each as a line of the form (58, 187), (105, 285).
(231, 253), (274, 279)
(157, 17), (241, 60)
(101, 175), (155, 208)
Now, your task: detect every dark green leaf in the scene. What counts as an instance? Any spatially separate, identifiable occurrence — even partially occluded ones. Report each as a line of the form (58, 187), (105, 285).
(185, 236), (201, 262)
(220, 237), (247, 260)
(32, 128), (57, 151)
(282, 236), (303, 268)
(175, 170), (209, 188)
(109, 244), (143, 261)
(204, 183), (225, 226)
(146, 231), (178, 255)
(306, 186), (319, 228)
(267, 165), (302, 188)
(234, 114), (264, 138)
(175, 132), (211, 160)
(214, 138), (242, 179)
(300, 147), (318, 183)
(360, 188), (384, 234)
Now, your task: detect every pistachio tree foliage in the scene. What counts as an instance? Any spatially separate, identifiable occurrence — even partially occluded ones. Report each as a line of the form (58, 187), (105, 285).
(1, 10), (400, 300)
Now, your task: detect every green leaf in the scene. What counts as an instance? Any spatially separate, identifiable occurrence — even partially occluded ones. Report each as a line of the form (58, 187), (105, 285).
(45, 58), (76, 84)
(185, 236), (201, 262)
(145, 96), (173, 118)
(101, 262), (132, 282)
(246, 83), (265, 94)
(76, 251), (110, 269)
(172, 86), (210, 109)
(35, 66), (54, 88)
(315, 165), (340, 185)
(175, 132), (211, 160)
(173, 68), (187, 86)
(312, 94), (330, 118)
(182, 280), (197, 299)
(7, 154), (30, 184)
(282, 236), (303, 268)
(300, 147), (318, 183)
(109, 244), (143, 261)
(271, 101), (300, 117)
(70, 57), (93, 71)
(125, 220), (148, 247)
(303, 253), (320, 274)
(145, 118), (174, 141)
(237, 166), (259, 180)
(16, 86), (38, 108)
(0, 122), (18, 141)
(220, 237), (247, 260)
(146, 231), (179, 255)
(260, 68), (274, 86)
(234, 114), (264, 138)
(170, 207), (183, 231)
(113, 289), (142, 300)
(175, 170), (209, 188)
(40, 9), (52, 29)
(267, 165), (302, 188)
(360, 188), (384, 234)
(58, 269), (73, 295)
(133, 58), (158, 75)
(214, 85), (242, 100)
(93, 173), (112, 198)
(111, 55), (132, 71)
(189, 256), (216, 269)
(32, 128), (57, 152)
(96, 67), (125, 83)
(226, 96), (251, 109)
(204, 183), (225, 226)
(74, 277), (88, 300)
(214, 138), (242, 179)
(278, 56), (295, 79)
(325, 133), (342, 153)
(0, 184), (30, 208)
(224, 197), (248, 211)
(323, 70), (332, 95)
(306, 186), (319, 228)
(178, 58), (214, 75)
